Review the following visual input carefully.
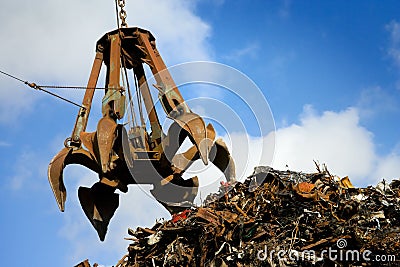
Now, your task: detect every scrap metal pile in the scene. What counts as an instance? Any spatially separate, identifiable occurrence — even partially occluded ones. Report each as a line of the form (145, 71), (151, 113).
(121, 166), (400, 266)
(83, 166), (400, 266)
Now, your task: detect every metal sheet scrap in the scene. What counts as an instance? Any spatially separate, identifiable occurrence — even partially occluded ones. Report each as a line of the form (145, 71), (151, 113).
(80, 166), (400, 267)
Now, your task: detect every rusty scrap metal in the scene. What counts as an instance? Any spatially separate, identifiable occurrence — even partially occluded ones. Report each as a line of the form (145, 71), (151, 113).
(74, 259), (98, 267)
(107, 166), (400, 267)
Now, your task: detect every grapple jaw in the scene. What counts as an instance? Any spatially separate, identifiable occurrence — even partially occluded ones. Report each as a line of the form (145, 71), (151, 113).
(78, 183), (119, 241)
(170, 112), (210, 165)
(48, 147), (70, 212)
(48, 139), (122, 241)
(151, 175), (199, 214)
(48, 146), (100, 212)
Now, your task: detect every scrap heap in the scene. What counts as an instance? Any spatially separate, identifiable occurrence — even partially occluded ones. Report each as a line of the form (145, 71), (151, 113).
(80, 166), (400, 266)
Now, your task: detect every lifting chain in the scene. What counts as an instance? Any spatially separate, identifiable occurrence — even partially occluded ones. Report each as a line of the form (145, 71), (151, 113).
(118, 0), (128, 27)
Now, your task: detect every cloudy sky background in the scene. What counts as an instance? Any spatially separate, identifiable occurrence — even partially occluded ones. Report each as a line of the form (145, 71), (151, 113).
(0, 0), (400, 266)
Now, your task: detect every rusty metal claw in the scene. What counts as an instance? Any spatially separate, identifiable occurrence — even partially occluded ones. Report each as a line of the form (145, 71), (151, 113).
(48, 27), (237, 241)
(78, 183), (119, 241)
(171, 112), (209, 165)
(48, 147), (71, 212)
(48, 146), (100, 212)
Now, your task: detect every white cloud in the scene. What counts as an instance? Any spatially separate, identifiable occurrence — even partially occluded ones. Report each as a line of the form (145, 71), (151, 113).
(272, 106), (376, 183)
(372, 153), (400, 183)
(187, 105), (400, 191)
(272, 105), (400, 186)
(129, 0), (212, 62)
(0, 0), (212, 125)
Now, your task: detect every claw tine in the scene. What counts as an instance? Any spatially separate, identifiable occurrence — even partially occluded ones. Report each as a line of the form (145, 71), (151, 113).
(48, 147), (71, 212)
(172, 112), (210, 165)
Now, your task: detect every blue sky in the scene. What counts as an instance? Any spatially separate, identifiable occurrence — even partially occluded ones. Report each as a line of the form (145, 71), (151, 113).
(0, 0), (400, 266)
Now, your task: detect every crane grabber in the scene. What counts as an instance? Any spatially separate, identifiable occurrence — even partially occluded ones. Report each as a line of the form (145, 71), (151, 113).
(48, 10), (235, 241)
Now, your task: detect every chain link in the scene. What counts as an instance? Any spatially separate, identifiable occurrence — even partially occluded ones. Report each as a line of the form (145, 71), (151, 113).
(118, 0), (127, 27)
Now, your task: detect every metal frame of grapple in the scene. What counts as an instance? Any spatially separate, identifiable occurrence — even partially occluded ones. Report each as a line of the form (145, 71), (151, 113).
(48, 27), (235, 241)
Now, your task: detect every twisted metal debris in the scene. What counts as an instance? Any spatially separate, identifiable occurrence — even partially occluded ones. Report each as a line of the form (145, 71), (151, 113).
(79, 166), (400, 266)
